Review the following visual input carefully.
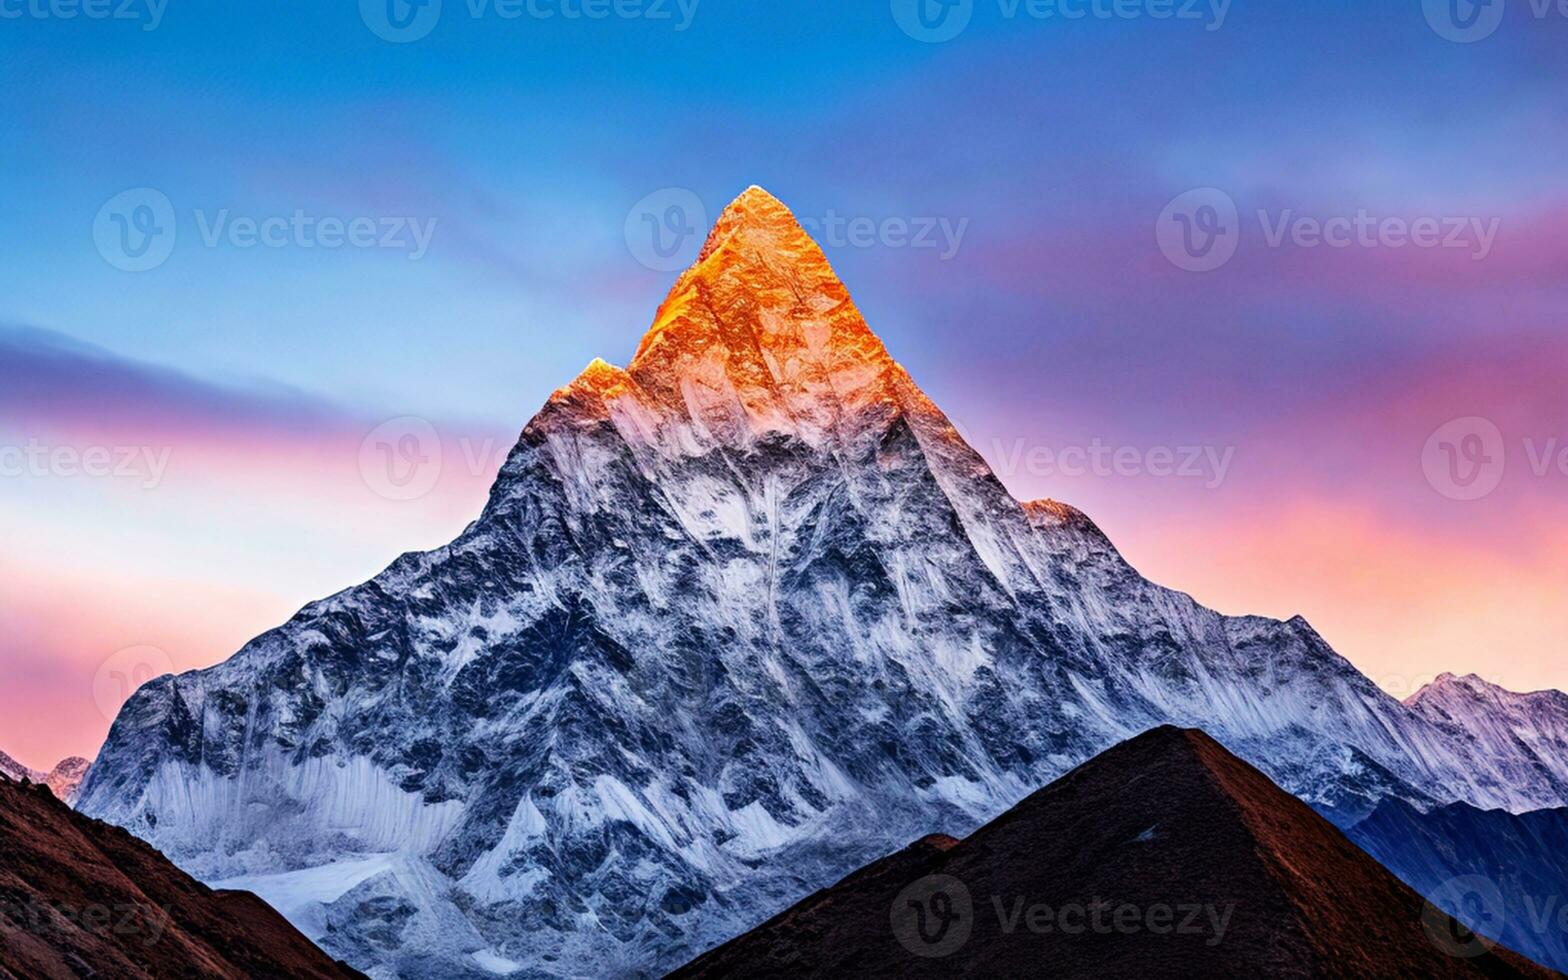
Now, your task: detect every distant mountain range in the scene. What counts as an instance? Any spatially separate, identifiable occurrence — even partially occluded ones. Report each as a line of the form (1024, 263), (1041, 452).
(75, 187), (1568, 977)
(0, 749), (91, 805)
(1350, 797), (1568, 974)
(0, 769), (364, 978)
(674, 726), (1552, 978)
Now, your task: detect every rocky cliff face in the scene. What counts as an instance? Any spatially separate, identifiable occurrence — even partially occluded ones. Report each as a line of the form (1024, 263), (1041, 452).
(77, 188), (1568, 978)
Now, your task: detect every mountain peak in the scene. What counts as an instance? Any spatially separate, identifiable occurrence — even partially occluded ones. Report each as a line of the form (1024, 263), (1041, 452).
(695, 185), (796, 264)
(568, 356), (632, 394)
(1406, 673), (1477, 707)
(1410, 672), (1497, 702)
(1408, 672), (1568, 712)
(613, 187), (902, 450)
(0, 748), (35, 783)
(45, 756), (92, 805)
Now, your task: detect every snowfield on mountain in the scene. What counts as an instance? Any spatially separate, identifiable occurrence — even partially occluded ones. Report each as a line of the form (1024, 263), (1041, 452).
(76, 187), (1568, 978)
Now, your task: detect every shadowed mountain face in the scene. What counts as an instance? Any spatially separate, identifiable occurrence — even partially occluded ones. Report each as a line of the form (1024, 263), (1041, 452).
(0, 773), (363, 980)
(1350, 799), (1568, 974)
(674, 727), (1555, 979)
(75, 187), (1568, 976)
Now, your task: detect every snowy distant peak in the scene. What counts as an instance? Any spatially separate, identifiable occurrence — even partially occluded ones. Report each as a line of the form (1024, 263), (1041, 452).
(1407, 672), (1568, 709)
(0, 751), (92, 805)
(46, 757), (92, 805)
(0, 750), (33, 783)
(1406, 672), (1479, 706)
(534, 357), (638, 425)
(639, 183), (877, 363)
(1408, 672), (1568, 742)
(1018, 498), (1122, 562)
(569, 356), (633, 394)
(1404, 671), (1568, 812)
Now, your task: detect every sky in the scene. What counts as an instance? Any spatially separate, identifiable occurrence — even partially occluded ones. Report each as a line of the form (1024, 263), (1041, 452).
(2, 0), (1566, 768)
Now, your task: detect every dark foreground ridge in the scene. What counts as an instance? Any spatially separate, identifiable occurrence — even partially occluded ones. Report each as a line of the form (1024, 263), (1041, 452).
(0, 773), (364, 979)
(672, 726), (1558, 979)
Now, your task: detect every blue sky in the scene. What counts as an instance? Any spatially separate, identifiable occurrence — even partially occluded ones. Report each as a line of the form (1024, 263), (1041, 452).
(6, 0), (1560, 425)
(4, 0), (1568, 764)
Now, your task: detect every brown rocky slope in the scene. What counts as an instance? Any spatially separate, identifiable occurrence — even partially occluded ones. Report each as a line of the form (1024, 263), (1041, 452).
(0, 773), (363, 979)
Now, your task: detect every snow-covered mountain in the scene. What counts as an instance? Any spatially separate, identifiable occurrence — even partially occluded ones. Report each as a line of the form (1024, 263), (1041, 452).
(1405, 673), (1568, 803)
(0, 749), (33, 784)
(1, 749), (92, 805)
(76, 187), (1568, 978)
(44, 756), (93, 805)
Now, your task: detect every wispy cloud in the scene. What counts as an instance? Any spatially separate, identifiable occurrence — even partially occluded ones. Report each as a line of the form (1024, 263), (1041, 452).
(0, 324), (344, 438)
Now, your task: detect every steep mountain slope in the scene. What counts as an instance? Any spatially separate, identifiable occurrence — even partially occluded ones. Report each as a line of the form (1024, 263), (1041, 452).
(674, 727), (1552, 978)
(0, 772), (364, 979)
(1350, 798), (1568, 973)
(77, 187), (1568, 977)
